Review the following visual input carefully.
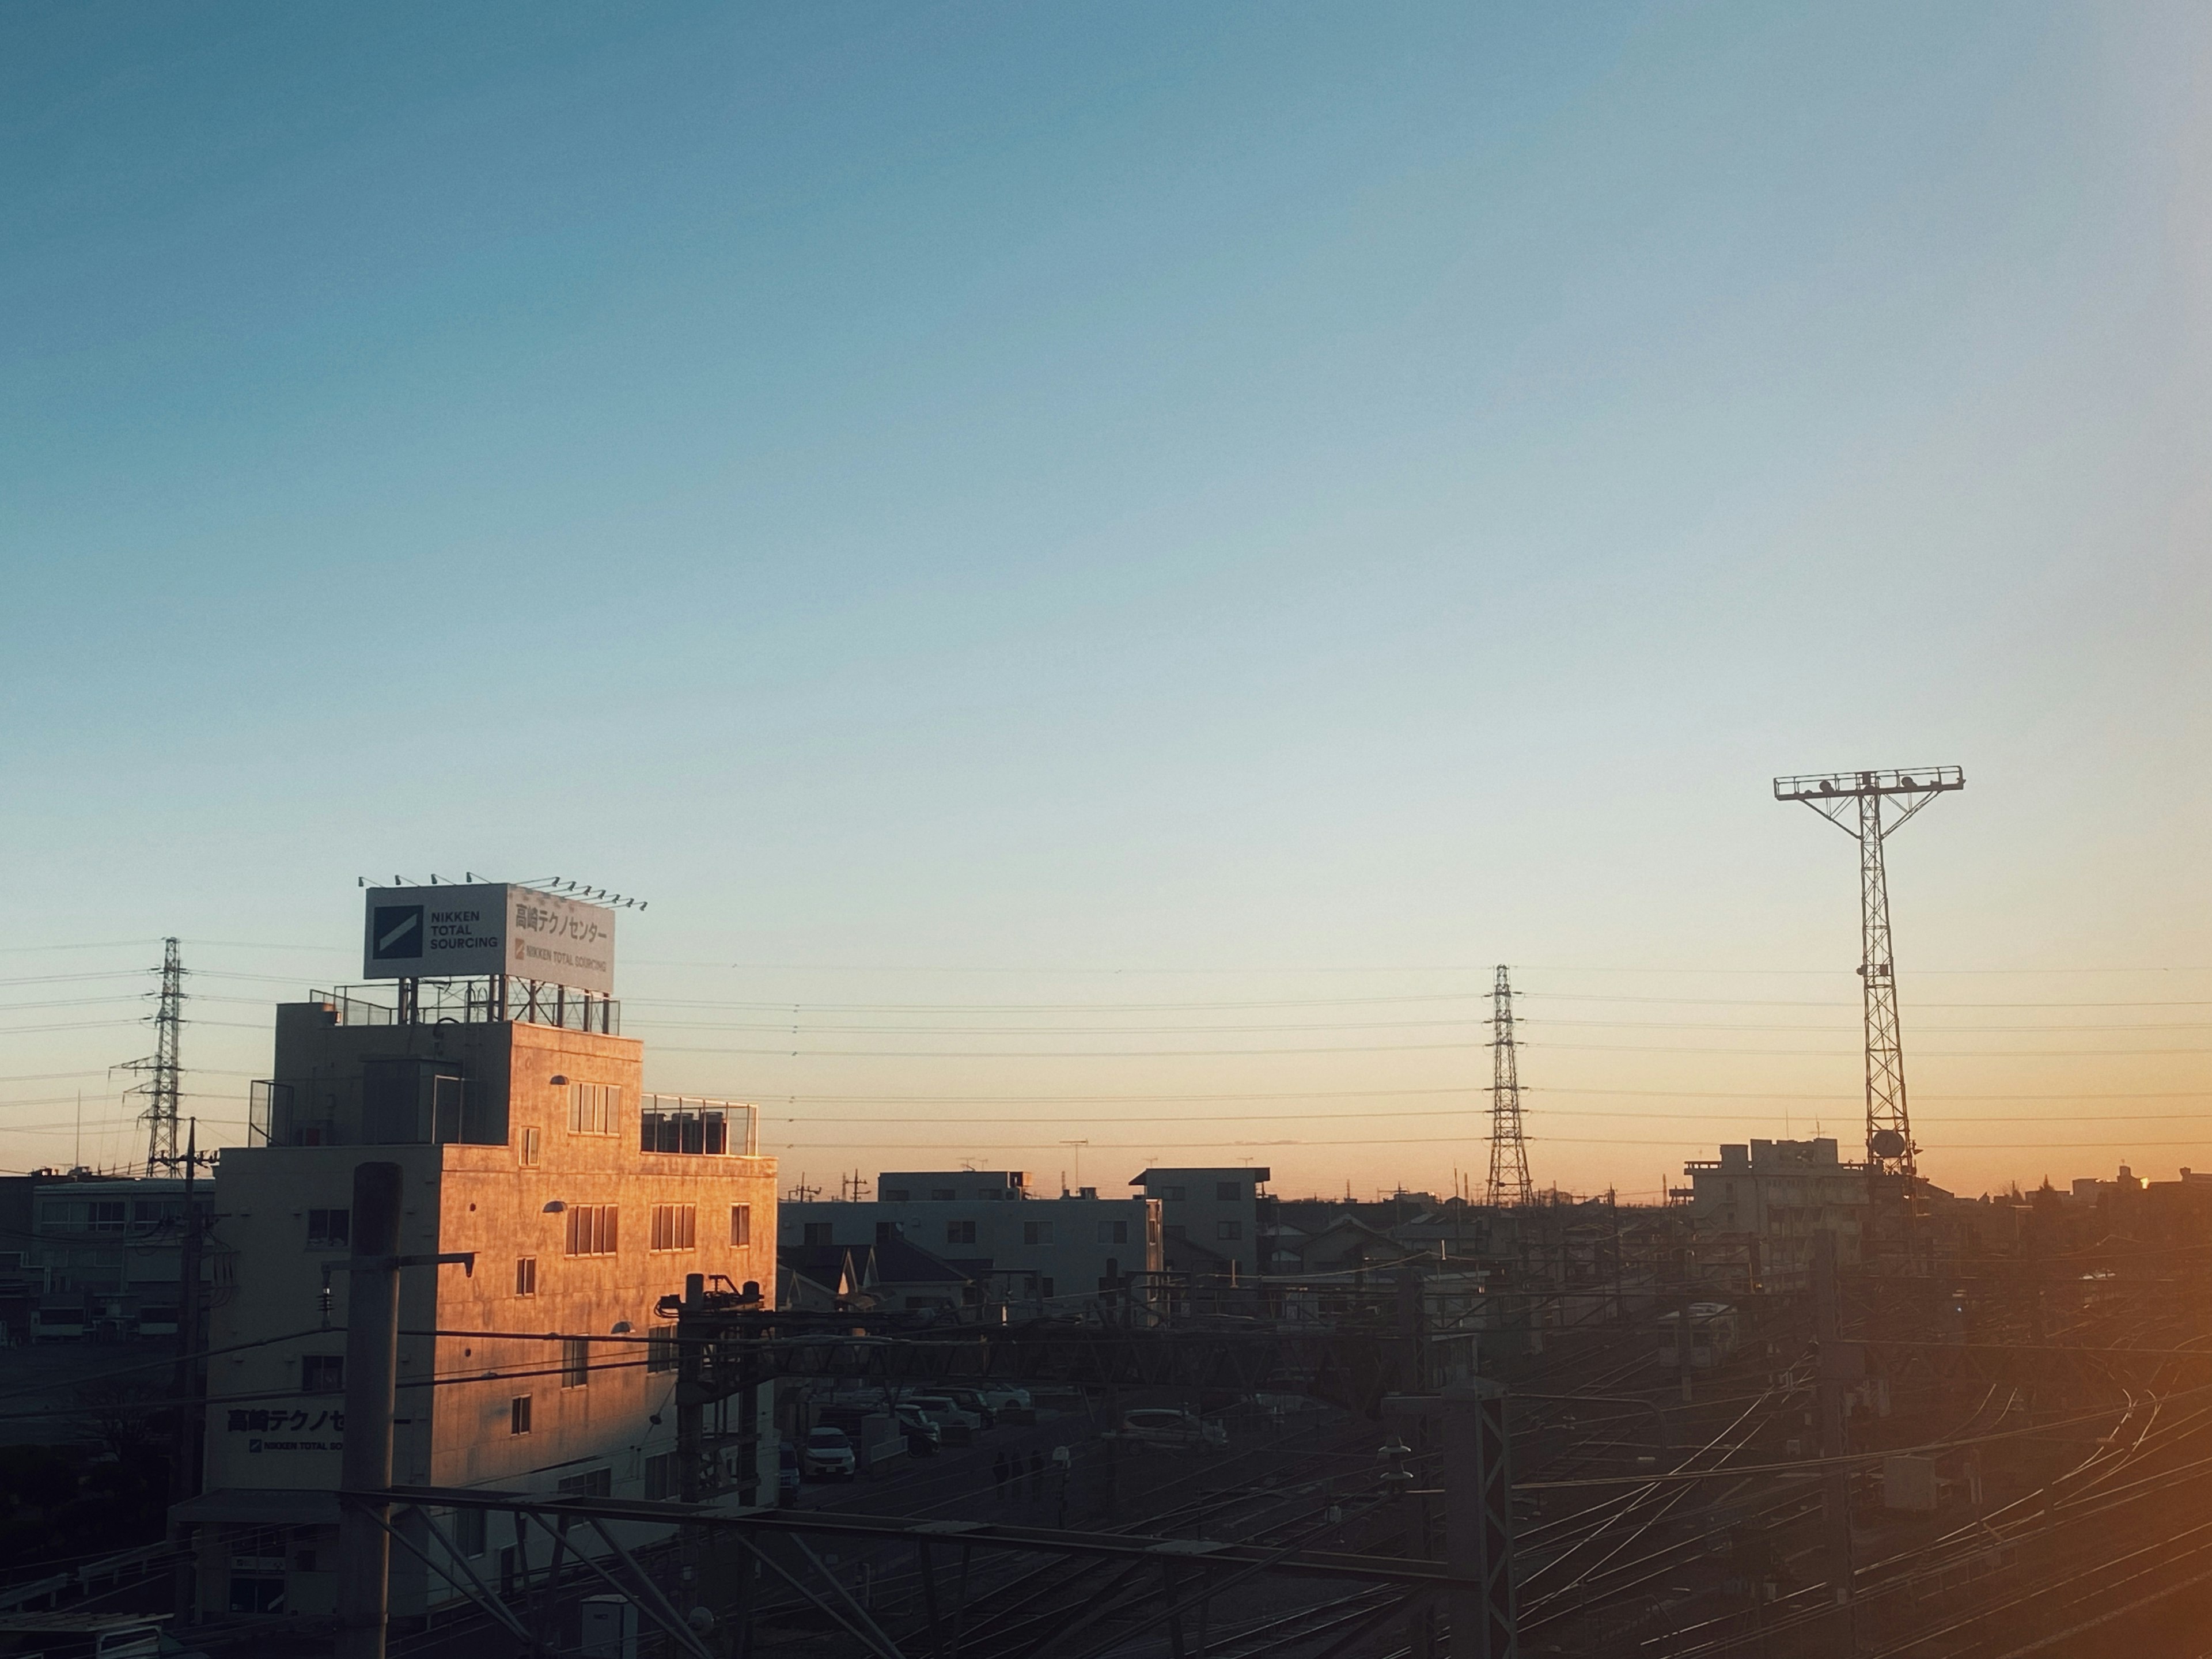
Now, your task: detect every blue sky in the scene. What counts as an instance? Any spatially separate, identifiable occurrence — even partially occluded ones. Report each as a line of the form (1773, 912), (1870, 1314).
(3, 3), (2207, 1197)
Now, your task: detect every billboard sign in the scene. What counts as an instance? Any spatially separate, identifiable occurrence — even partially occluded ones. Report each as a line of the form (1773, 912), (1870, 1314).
(362, 883), (616, 994)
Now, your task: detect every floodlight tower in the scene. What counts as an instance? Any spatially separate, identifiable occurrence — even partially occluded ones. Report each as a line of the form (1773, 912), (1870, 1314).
(1773, 766), (1963, 1215)
(1486, 965), (1534, 1207)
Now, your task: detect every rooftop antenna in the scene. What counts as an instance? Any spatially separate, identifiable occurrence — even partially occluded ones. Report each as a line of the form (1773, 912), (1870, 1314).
(1774, 764), (1964, 1260)
(1485, 965), (1533, 1206)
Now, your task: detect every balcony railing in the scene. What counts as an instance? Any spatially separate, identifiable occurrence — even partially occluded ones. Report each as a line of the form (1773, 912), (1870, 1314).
(640, 1095), (759, 1158)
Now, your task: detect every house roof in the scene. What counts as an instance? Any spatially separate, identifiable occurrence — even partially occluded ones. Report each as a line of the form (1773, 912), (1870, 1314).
(779, 1238), (974, 1291)
(1161, 1230), (1233, 1272)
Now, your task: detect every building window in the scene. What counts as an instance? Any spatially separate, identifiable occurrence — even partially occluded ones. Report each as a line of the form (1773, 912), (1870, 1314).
(521, 1127), (541, 1167)
(650, 1205), (698, 1252)
(802, 1222), (833, 1246)
(1096, 1219), (1128, 1245)
(1217, 1221), (1243, 1241)
(647, 1331), (678, 1373)
(1152, 1185), (1185, 1203)
(556, 1468), (612, 1497)
(453, 1508), (487, 1558)
(88, 1202), (127, 1234)
(565, 1206), (619, 1256)
(1215, 1181), (1241, 1201)
(561, 1338), (590, 1389)
(301, 1355), (344, 1393)
(729, 1205), (752, 1246)
(643, 1452), (676, 1500)
(514, 1256), (537, 1297)
(1023, 1220), (1055, 1246)
(568, 1082), (620, 1135)
(510, 1396), (532, 1435)
(306, 1209), (350, 1249)
(946, 1221), (976, 1245)
(1039, 1277), (1055, 1298)
(880, 1188), (910, 1203)
(875, 1221), (901, 1243)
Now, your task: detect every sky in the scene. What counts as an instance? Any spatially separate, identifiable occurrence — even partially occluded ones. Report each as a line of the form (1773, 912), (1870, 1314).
(2, 3), (2207, 1202)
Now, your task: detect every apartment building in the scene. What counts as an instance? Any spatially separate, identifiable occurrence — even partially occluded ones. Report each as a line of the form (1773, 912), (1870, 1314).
(0, 1169), (213, 1341)
(782, 1169), (1160, 1312)
(1130, 1166), (1270, 1284)
(172, 882), (777, 1623)
(1681, 1137), (1866, 1293)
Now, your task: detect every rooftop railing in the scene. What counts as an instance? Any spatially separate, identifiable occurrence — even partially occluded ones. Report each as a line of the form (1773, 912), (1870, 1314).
(307, 978), (620, 1034)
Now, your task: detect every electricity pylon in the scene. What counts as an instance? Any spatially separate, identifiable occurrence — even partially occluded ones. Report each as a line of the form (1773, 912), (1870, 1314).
(125, 937), (185, 1173)
(1486, 964), (1533, 1207)
(1774, 766), (1963, 1192)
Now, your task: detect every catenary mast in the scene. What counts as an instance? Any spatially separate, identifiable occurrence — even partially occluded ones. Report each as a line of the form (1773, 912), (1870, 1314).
(1774, 766), (1963, 1260)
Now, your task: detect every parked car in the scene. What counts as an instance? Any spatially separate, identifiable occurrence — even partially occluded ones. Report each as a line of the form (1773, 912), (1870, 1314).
(1118, 1409), (1227, 1449)
(906, 1395), (984, 1434)
(895, 1404), (942, 1454)
(978, 1384), (1033, 1413)
(937, 1386), (998, 1426)
(801, 1426), (857, 1480)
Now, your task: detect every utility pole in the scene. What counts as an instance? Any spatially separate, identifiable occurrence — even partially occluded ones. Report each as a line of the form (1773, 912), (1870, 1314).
(337, 1163), (404, 1659)
(334, 1164), (474, 1659)
(169, 1122), (214, 1502)
(169, 1119), (214, 1624)
(1774, 767), (1962, 1267)
(1485, 967), (1533, 1208)
(126, 938), (185, 1173)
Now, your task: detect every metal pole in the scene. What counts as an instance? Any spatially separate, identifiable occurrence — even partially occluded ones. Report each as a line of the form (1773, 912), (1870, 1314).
(336, 1162), (405, 1659)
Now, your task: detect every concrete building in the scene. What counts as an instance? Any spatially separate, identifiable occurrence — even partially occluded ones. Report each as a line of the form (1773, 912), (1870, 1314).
(782, 1172), (1160, 1313)
(172, 882), (777, 1623)
(0, 1170), (214, 1342)
(1681, 1137), (1867, 1293)
(1129, 1167), (1270, 1284)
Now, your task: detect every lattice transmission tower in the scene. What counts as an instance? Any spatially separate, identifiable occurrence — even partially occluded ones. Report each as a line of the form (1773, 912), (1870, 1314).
(125, 937), (185, 1173)
(1774, 766), (1963, 1190)
(1485, 964), (1533, 1207)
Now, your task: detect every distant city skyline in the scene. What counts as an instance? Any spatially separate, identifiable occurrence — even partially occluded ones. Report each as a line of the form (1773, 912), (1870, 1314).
(5, 4), (2207, 1198)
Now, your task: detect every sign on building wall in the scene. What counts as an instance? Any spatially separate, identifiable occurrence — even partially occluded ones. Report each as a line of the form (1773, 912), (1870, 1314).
(362, 884), (616, 993)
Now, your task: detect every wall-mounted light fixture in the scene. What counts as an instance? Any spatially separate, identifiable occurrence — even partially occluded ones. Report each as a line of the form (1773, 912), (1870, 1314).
(610, 1320), (632, 1335)
(550, 1075), (569, 1086)
(542, 1200), (566, 1214)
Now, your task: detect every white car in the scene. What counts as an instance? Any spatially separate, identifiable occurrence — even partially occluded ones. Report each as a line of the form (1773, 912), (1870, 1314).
(978, 1384), (1032, 1412)
(1118, 1408), (1227, 1449)
(906, 1394), (984, 1433)
(893, 1404), (942, 1445)
(801, 1426), (857, 1480)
